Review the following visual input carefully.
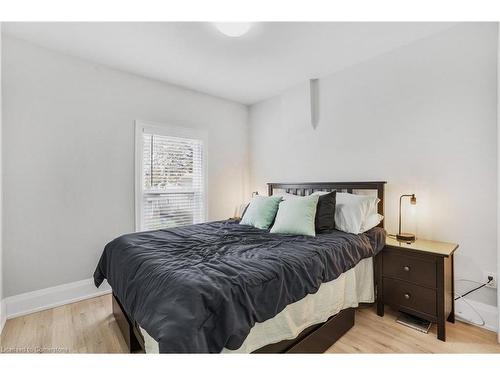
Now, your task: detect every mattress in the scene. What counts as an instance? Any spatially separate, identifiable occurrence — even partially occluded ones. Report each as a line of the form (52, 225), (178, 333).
(140, 256), (374, 353)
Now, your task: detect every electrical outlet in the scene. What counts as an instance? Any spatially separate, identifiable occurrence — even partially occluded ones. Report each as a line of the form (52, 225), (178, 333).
(483, 271), (497, 289)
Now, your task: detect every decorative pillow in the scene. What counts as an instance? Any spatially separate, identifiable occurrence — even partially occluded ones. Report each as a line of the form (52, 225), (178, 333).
(277, 191), (336, 233)
(270, 195), (319, 236)
(239, 202), (249, 219)
(239, 196), (282, 229)
(313, 191), (336, 233)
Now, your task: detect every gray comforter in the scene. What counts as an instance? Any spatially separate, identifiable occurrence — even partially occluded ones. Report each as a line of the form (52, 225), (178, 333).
(94, 220), (385, 353)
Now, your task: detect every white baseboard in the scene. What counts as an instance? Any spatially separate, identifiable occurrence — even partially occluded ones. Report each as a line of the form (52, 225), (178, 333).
(455, 298), (498, 332)
(5, 278), (111, 320)
(0, 299), (6, 334)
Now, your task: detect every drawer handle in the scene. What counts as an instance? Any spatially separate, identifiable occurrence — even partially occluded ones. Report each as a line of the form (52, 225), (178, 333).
(403, 266), (410, 272)
(404, 293), (411, 300)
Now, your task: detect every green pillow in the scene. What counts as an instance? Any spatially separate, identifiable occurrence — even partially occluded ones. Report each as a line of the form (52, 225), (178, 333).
(239, 196), (282, 229)
(270, 195), (319, 236)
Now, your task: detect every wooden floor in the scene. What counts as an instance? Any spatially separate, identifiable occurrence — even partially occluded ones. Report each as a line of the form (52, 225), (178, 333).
(328, 306), (500, 353)
(1, 294), (128, 353)
(1, 294), (499, 353)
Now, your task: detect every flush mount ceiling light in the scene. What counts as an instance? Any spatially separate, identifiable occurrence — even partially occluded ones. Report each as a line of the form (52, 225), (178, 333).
(214, 22), (252, 37)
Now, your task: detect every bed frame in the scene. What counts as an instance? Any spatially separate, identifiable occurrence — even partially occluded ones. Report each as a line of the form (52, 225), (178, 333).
(112, 181), (386, 353)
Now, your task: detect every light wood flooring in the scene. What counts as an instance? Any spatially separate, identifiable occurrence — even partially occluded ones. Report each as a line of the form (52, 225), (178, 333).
(1, 294), (499, 353)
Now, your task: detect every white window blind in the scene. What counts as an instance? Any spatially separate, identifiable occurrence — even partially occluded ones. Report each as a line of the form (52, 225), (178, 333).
(138, 129), (205, 231)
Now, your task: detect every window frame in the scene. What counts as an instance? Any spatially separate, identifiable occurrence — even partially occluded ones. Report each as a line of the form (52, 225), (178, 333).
(135, 120), (208, 231)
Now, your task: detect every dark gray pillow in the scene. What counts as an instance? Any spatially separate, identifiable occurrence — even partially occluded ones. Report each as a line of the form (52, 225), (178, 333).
(315, 191), (336, 233)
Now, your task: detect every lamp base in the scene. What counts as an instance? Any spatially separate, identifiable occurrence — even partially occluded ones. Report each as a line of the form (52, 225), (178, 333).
(396, 233), (416, 242)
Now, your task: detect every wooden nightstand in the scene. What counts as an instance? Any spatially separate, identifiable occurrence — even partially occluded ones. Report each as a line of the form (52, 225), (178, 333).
(375, 237), (459, 341)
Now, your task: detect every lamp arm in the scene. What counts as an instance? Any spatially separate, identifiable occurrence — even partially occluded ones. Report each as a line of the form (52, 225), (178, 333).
(398, 194), (414, 235)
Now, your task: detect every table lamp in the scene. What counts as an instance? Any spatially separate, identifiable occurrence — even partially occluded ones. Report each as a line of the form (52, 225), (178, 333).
(396, 194), (417, 242)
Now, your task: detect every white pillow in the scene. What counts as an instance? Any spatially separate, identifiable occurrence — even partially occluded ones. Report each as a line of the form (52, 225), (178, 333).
(311, 191), (380, 234)
(337, 192), (379, 214)
(273, 192), (300, 200)
(335, 193), (380, 234)
(359, 213), (384, 233)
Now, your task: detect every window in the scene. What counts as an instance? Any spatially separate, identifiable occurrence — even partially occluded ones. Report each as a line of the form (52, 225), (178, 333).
(135, 122), (207, 231)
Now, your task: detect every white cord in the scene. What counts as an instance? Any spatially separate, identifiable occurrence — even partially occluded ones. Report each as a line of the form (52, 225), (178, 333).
(454, 292), (486, 326)
(454, 279), (487, 327)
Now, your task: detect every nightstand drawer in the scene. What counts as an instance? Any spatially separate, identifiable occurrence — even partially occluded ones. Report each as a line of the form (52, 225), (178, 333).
(383, 277), (437, 317)
(383, 250), (436, 288)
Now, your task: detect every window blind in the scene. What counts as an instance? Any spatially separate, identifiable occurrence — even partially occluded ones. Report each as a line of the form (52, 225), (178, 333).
(140, 132), (205, 231)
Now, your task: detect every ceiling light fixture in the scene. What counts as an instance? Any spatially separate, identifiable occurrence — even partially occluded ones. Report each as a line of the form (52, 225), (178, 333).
(214, 22), (252, 37)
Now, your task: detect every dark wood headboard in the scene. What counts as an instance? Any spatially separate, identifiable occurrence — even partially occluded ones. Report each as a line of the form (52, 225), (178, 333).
(267, 181), (387, 227)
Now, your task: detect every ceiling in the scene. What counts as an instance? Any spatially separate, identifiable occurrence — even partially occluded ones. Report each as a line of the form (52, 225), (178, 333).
(2, 22), (457, 105)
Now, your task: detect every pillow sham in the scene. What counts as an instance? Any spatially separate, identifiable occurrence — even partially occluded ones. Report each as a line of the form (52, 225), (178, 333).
(313, 191), (380, 234)
(270, 195), (319, 236)
(335, 193), (380, 234)
(314, 191), (336, 233)
(239, 195), (282, 230)
(276, 191), (336, 233)
(336, 192), (379, 216)
(334, 200), (365, 234)
(359, 213), (384, 233)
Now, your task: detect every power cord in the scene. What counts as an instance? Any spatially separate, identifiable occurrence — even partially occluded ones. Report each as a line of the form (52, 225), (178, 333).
(454, 276), (493, 301)
(454, 277), (493, 327)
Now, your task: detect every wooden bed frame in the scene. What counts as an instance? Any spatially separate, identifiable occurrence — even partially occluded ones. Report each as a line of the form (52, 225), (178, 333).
(113, 181), (386, 353)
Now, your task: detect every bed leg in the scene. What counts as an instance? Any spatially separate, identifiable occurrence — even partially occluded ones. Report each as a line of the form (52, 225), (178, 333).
(112, 293), (145, 353)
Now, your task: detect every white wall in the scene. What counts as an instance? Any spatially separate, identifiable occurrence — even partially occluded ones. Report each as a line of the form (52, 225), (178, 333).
(497, 23), (500, 342)
(2, 36), (248, 297)
(249, 23), (498, 308)
(0, 23), (5, 332)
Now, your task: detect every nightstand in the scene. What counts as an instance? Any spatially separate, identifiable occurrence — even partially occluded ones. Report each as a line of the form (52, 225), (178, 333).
(375, 236), (459, 341)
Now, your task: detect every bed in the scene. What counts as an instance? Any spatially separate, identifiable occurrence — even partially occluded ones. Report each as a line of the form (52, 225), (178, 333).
(94, 181), (386, 353)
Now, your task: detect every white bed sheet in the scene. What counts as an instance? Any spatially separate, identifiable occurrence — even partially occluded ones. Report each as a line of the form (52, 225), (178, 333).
(140, 257), (374, 353)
